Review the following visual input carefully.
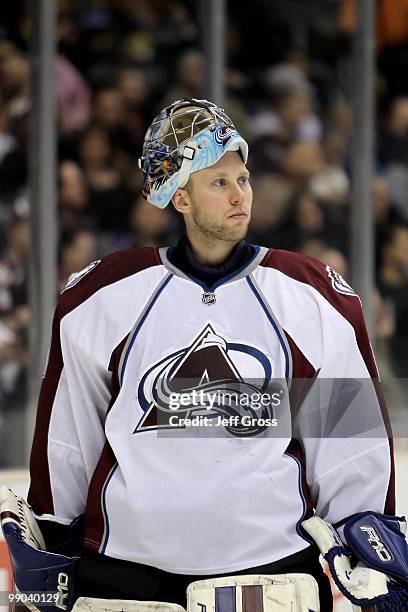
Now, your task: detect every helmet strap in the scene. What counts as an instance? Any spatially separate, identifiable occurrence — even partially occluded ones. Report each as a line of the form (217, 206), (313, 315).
(178, 143), (197, 188)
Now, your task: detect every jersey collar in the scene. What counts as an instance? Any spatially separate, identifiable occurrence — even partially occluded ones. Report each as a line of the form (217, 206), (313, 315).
(159, 240), (268, 292)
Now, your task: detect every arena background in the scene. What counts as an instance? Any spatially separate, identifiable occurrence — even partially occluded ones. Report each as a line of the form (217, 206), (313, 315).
(0, 1), (407, 610)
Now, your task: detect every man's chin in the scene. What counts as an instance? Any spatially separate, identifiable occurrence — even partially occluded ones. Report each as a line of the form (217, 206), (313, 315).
(224, 226), (249, 242)
(196, 222), (248, 243)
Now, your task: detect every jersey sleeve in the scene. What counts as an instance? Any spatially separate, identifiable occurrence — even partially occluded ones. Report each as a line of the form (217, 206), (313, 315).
(298, 328), (394, 525)
(27, 248), (160, 525)
(263, 249), (395, 524)
(28, 291), (111, 525)
(296, 268), (394, 523)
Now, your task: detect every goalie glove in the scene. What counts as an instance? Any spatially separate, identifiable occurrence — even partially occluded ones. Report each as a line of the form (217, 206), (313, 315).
(0, 486), (79, 612)
(302, 512), (408, 611)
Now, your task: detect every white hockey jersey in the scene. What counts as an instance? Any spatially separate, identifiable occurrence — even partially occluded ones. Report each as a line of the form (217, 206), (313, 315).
(28, 245), (394, 574)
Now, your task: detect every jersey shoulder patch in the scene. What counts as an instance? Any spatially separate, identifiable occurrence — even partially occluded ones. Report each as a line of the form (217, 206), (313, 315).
(325, 265), (358, 297)
(62, 260), (101, 292)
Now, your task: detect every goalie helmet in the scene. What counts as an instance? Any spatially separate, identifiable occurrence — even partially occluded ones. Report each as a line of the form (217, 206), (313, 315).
(138, 98), (248, 208)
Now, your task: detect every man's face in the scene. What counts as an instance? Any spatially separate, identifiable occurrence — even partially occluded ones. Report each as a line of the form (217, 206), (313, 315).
(182, 151), (252, 243)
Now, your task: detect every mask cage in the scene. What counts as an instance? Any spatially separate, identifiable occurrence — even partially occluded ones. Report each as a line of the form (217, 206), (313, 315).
(140, 99), (237, 198)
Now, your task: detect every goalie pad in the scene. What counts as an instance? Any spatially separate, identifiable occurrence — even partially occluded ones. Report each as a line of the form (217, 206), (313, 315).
(46, 574), (319, 612)
(302, 514), (408, 610)
(187, 574), (320, 612)
(0, 486), (79, 612)
(71, 599), (186, 612)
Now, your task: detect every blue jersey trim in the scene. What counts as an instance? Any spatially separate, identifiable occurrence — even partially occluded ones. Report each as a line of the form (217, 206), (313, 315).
(284, 451), (309, 543)
(100, 462), (118, 554)
(165, 245), (261, 292)
(246, 276), (290, 381)
(227, 342), (272, 391)
(120, 273), (173, 386)
(137, 349), (184, 414)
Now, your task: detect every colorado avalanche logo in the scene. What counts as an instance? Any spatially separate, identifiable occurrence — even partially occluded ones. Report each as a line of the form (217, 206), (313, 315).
(213, 124), (238, 148)
(136, 325), (280, 436)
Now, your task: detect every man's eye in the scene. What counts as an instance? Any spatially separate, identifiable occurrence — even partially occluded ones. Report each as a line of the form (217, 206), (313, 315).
(214, 179), (226, 186)
(239, 176), (249, 185)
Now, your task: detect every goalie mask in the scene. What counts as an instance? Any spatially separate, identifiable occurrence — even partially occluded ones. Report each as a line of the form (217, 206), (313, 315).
(139, 98), (249, 208)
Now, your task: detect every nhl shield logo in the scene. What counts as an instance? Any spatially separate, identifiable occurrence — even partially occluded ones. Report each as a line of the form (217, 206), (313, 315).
(202, 292), (216, 305)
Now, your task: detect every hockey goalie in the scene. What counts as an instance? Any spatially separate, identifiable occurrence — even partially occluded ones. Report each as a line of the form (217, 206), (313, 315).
(2, 97), (408, 611)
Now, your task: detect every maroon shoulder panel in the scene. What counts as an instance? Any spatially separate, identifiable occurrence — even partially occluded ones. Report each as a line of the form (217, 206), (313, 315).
(284, 331), (316, 415)
(28, 248), (161, 517)
(261, 248), (395, 515)
(261, 248), (377, 369)
(58, 247), (162, 318)
(28, 307), (64, 515)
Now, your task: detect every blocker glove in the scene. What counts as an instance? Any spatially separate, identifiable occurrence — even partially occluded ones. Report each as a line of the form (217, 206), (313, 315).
(0, 486), (80, 612)
(302, 511), (408, 611)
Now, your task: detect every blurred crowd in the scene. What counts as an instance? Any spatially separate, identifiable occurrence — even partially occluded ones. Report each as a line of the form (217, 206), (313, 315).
(0, 0), (408, 447)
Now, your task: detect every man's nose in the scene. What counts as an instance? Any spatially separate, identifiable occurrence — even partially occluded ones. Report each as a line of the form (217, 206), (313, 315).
(230, 183), (245, 205)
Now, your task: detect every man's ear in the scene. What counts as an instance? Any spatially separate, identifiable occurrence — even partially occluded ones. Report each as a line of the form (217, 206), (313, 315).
(171, 187), (191, 215)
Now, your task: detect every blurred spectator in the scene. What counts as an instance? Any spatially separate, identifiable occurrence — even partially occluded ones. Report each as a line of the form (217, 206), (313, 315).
(379, 97), (408, 166)
(165, 48), (205, 102)
(78, 124), (113, 174)
(266, 189), (326, 253)
(58, 160), (89, 227)
(116, 66), (148, 111)
(74, 7), (119, 87)
(0, 0), (407, 446)
(0, 217), (29, 414)
(377, 222), (408, 375)
(58, 227), (98, 289)
(291, 190), (325, 245)
(0, 218), (29, 316)
(129, 195), (179, 247)
(57, 54), (91, 135)
(92, 87), (125, 133)
(372, 175), (390, 226)
(282, 141), (325, 187)
(115, 66), (151, 149)
(378, 223), (408, 302)
(372, 289), (395, 343)
(0, 94), (15, 165)
(247, 174), (293, 247)
(310, 242), (394, 345)
(162, 48), (251, 140)
(77, 125), (132, 231)
(384, 133), (408, 222)
(299, 238), (328, 261)
(0, 43), (29, 206)
(250, 63), (322, 142)
(318, 246), (349, 279)
(0, 304), (29, 409)
(91, 86), (137, 166)
(390, 290), (408, 377)
(0, 43), (29, 103)
(0, 106), (28, 208)
(309, 129), (350, 206)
